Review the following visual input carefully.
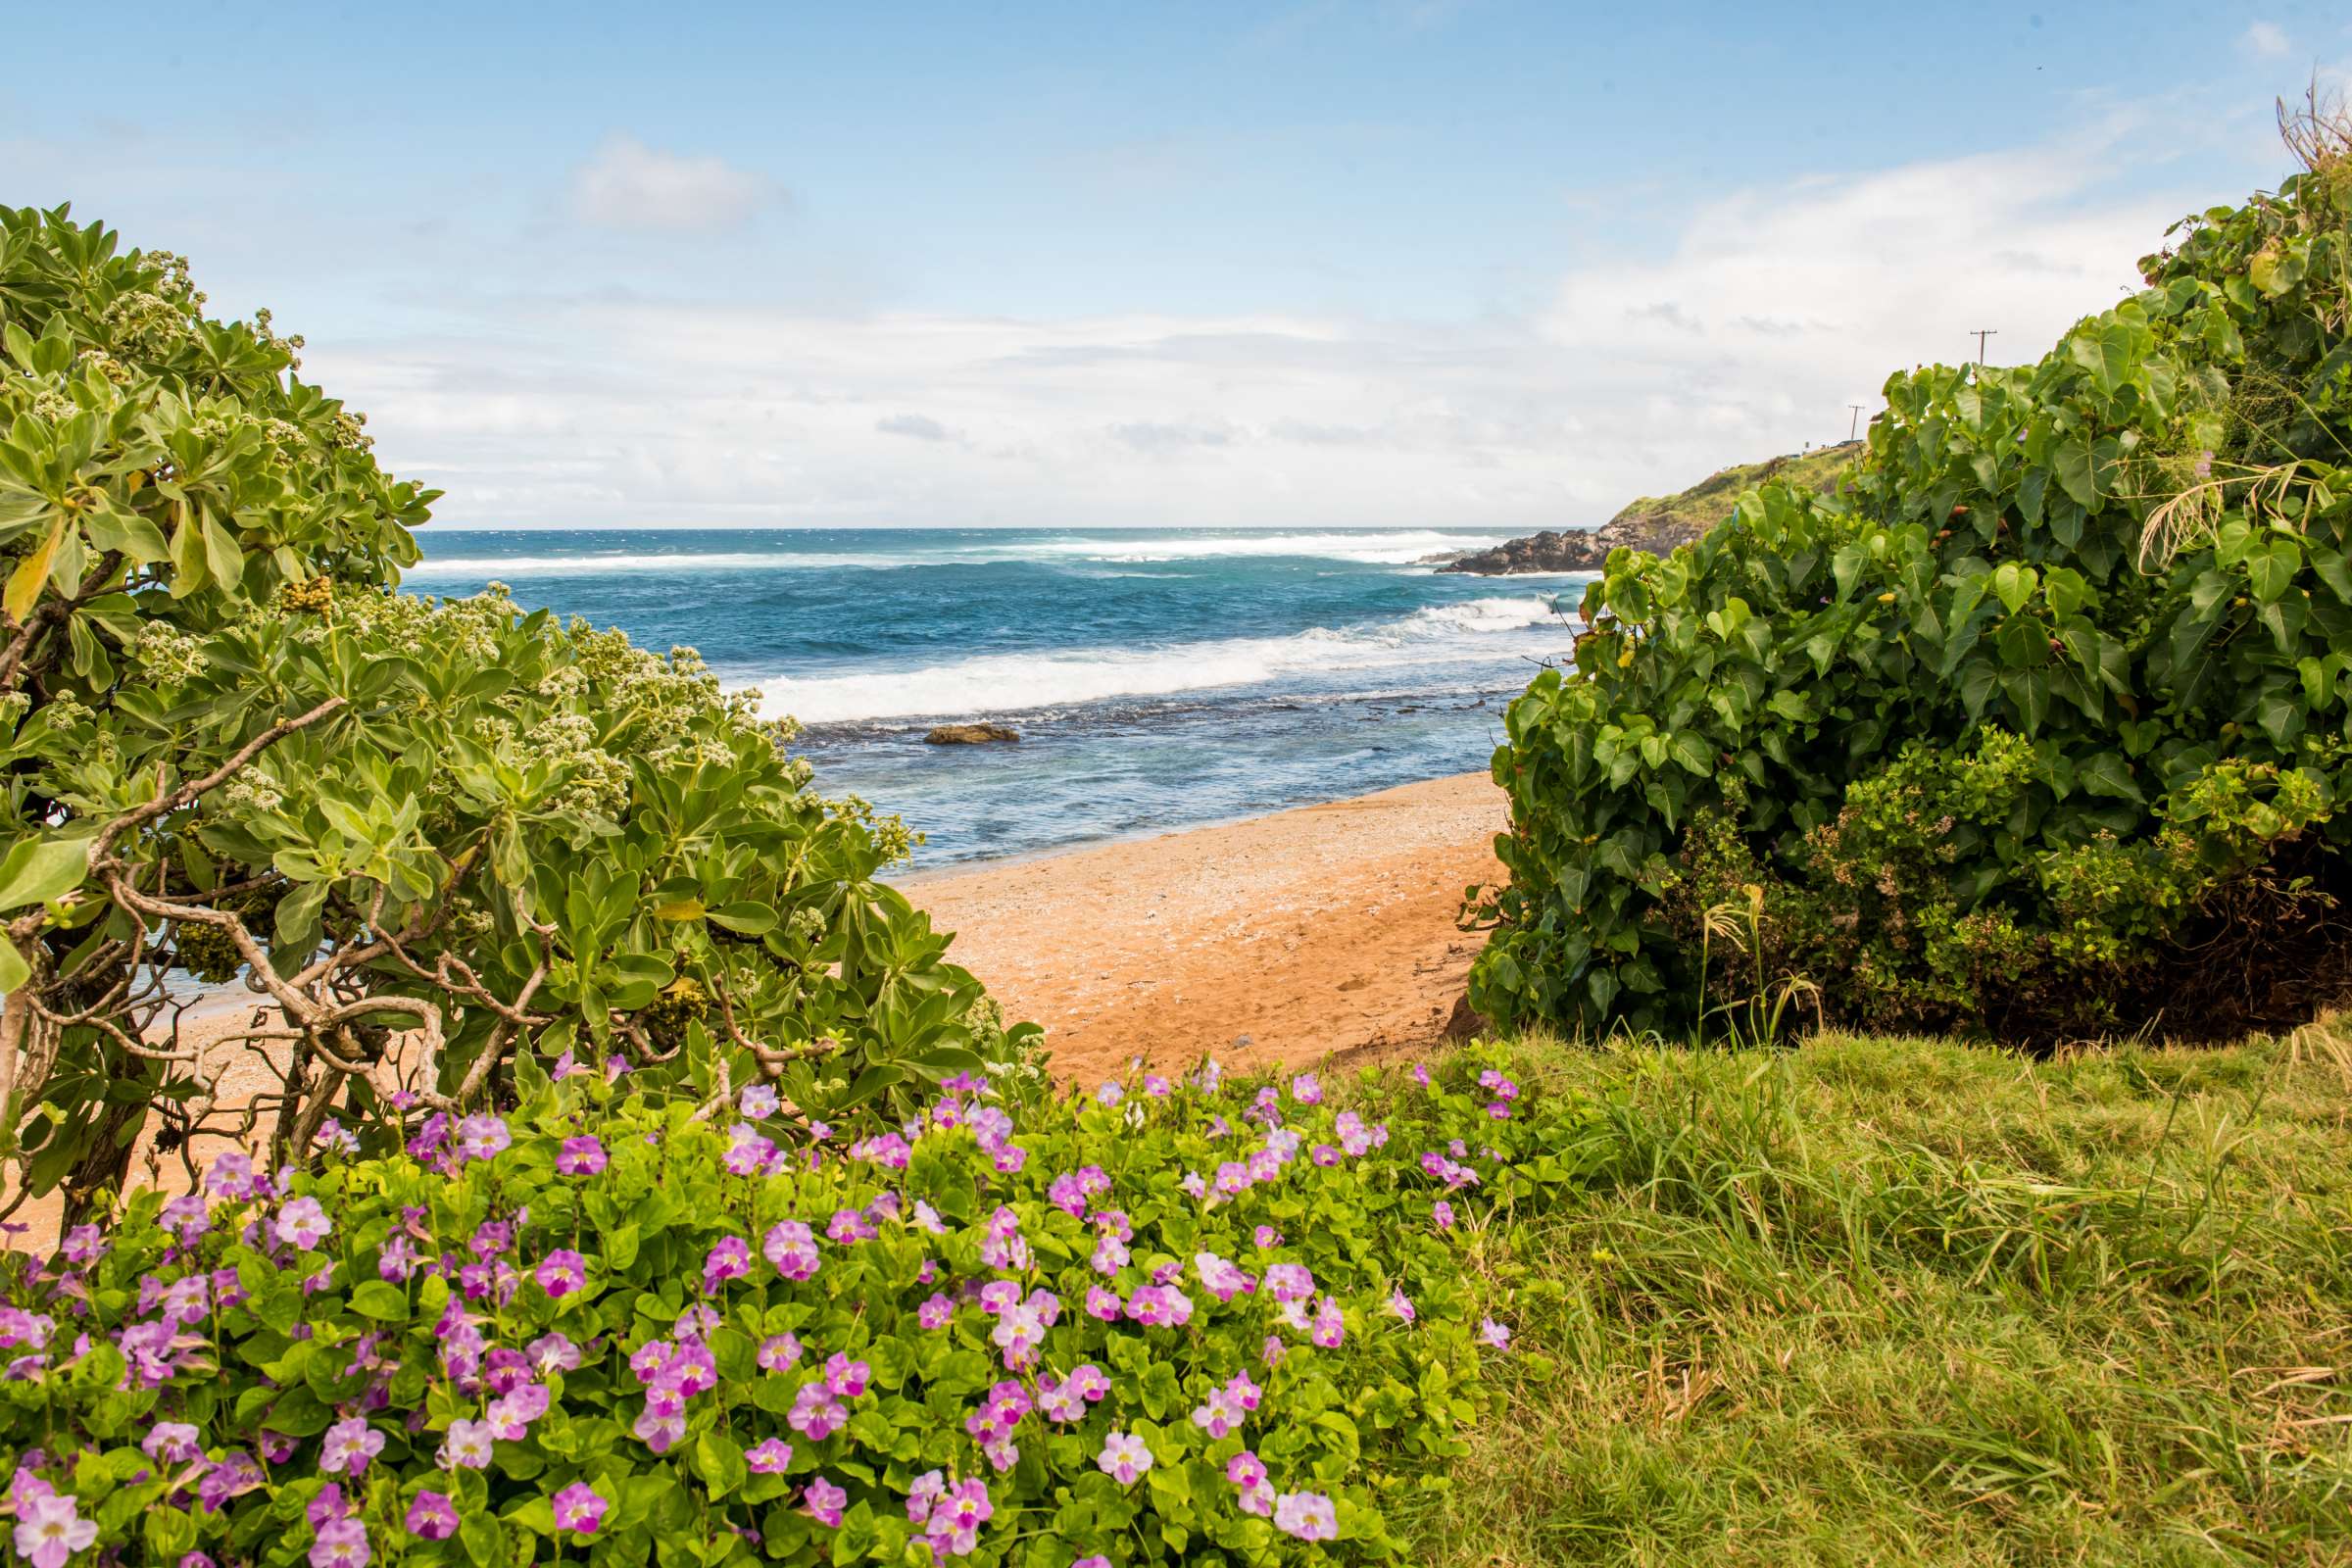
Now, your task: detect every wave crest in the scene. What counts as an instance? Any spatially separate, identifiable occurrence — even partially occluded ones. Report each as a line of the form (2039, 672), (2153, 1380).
(746, 596), (1571, 724)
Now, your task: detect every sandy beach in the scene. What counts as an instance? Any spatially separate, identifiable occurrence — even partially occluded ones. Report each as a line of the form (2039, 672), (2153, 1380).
(909, 770), (1507, 1084)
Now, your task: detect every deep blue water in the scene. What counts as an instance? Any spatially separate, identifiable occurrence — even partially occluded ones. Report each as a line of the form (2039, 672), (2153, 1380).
(405, 528), (1591, 866)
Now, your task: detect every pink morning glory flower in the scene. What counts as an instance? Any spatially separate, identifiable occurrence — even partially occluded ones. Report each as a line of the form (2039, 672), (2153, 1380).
(804, 1476), (848, 1528)
(405, 1492), (458, 1541)
(747, 1439), (794, 1474)
(1096, 1432), (1152, 1485)
(536, 1250), (585, 1298)
(551, 1482), (607, 1537)
(1274, 1491), (1338, 1542)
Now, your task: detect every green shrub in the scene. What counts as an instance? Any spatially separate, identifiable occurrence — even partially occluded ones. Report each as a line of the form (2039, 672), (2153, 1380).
(0, 205), (1022, 1223)
(0, 1051), (1573, 1565)
(1472, 125), (2352, 1043)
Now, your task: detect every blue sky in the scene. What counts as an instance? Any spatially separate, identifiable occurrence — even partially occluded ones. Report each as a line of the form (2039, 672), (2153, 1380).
(6, 1), (2348, 527)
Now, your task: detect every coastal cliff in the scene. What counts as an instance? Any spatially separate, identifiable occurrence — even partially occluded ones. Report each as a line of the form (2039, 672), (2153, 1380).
(1439, 440), (1861, 575)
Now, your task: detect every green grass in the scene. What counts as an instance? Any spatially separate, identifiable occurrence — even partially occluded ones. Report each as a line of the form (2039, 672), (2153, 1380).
(1393, 1029), (2352, 1566)
(1602, 442), (1860, 551)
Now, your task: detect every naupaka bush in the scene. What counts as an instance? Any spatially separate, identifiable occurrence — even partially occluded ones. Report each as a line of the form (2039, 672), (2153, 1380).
(0, 1048), (1578, 1566)
(0, 206), (1019, 1226)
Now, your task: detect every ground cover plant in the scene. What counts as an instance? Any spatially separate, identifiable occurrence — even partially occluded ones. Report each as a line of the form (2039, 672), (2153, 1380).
(1472, 111), (2352, 1043)
(1401, 1027), (2352, 1565)
(0, 205), (1017, 1228)
(0, 1047), (1565, 1566)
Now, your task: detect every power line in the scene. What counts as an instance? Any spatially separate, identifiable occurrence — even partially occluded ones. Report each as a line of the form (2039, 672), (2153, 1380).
(1970, 328), (1997, 366)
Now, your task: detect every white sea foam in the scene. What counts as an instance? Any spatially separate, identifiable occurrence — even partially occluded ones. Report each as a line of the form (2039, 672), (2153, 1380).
(402, 551), (913, 578)
(744, 596), (1571, 724)
(402, 529), (1509, 580)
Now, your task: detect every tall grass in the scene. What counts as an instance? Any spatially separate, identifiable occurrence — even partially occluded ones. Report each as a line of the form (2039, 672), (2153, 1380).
(1389, 1029), (2352, 1565)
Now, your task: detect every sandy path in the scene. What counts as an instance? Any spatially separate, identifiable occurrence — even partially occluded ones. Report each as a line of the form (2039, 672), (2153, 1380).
(907, 771), (1507, 1084)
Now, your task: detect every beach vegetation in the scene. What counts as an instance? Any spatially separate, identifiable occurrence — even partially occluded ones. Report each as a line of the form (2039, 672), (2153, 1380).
(1472, 110), (2352, 1045)
(0, 204), (1024, 1228)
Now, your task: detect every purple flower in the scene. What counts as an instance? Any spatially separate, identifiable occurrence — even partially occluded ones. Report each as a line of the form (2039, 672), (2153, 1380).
(308, 1517), (369, 1568)
(527, 1332), (583, 1375)
(723, 1124), (775, 1176)
(702, 1236), (752, 1292)
(536, 1250), (586, 1298)
(453, 1113), (510, 1163)
(206, 1152), (255, 1196)
(197, 1453), (262, 1512)
(59, 1224), (106, 1266)
(14, 1491), (95, 1568)
(551, 1482), (607, 1537)
(739, 1083), (780, 1120)
(404, 1492), (459, 1542)
(1434, 1200), (1456, 1230)
(826, 1207), (876, 1245)
(1310, 1297), (1346, 1348)
(823, 1351), (870, 1398)
(757, 1333), (804, 1372)
(1479, 1316), (1512, 1349)
(272, 1197), (331, 1251)
(803, 1476), (848, 1528)
(747, 1438), (795, 1474)
(789, 1382), (848, 1441)
(917, 1294), (956, 1330)
(437, 1418), (493, 1470)
(1388, 1288), (1416, 1323)
(1096, 1431), (1152, 1485)
(1264, 1263), (1315, 1302)
(319, 1417), (385, 1476)
(161, 1194), (211, 1243)
(556, 1136), (607, 1176)
(143, 1421), (202, 1465)
(1273, 1491), (1338, 1542)
(1291, 1072), (1322, 1104)
(763, 1221), (820, 1281)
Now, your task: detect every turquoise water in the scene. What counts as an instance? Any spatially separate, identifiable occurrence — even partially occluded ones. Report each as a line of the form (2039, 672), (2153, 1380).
(406, 527), (1590, 865)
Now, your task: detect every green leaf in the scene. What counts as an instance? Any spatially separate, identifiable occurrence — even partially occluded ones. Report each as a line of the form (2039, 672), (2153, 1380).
(347, 1281), (410, 1322)
(2051, 434), (2098, 510)
(201, 513), (246, 597)
(1991, 562), (2038, 615)
(693, 1430), (747, 1498)
(0, 833), (89, 911)
(2067, 320), (2135, 397)
(2245, 537), (2301, 605)
(2076, 753), (2144, 804)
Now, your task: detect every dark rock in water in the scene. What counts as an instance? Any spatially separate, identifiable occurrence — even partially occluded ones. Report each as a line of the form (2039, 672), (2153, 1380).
(924, 723), (1020, 745)
(1436, 528), (1611, 576)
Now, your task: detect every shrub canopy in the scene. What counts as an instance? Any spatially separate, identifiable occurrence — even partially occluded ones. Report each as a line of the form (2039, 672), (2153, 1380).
(0, 206), (1017, 1222)
(1472, 139), (2352, 1041)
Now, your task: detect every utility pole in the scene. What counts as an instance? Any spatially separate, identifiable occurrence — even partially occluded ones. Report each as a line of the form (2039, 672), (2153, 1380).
(1846, 404), (1864, 441)
(1970, 328), (1997, 366)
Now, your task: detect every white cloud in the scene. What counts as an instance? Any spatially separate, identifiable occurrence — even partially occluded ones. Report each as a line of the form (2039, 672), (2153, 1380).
(313, 122), (2218, 532)
(2243, 21), (2289, 58)
(571, 135), (778, 232)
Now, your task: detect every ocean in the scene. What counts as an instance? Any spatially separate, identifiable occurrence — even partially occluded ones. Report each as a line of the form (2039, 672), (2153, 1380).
(404, 527), (1591, 866)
